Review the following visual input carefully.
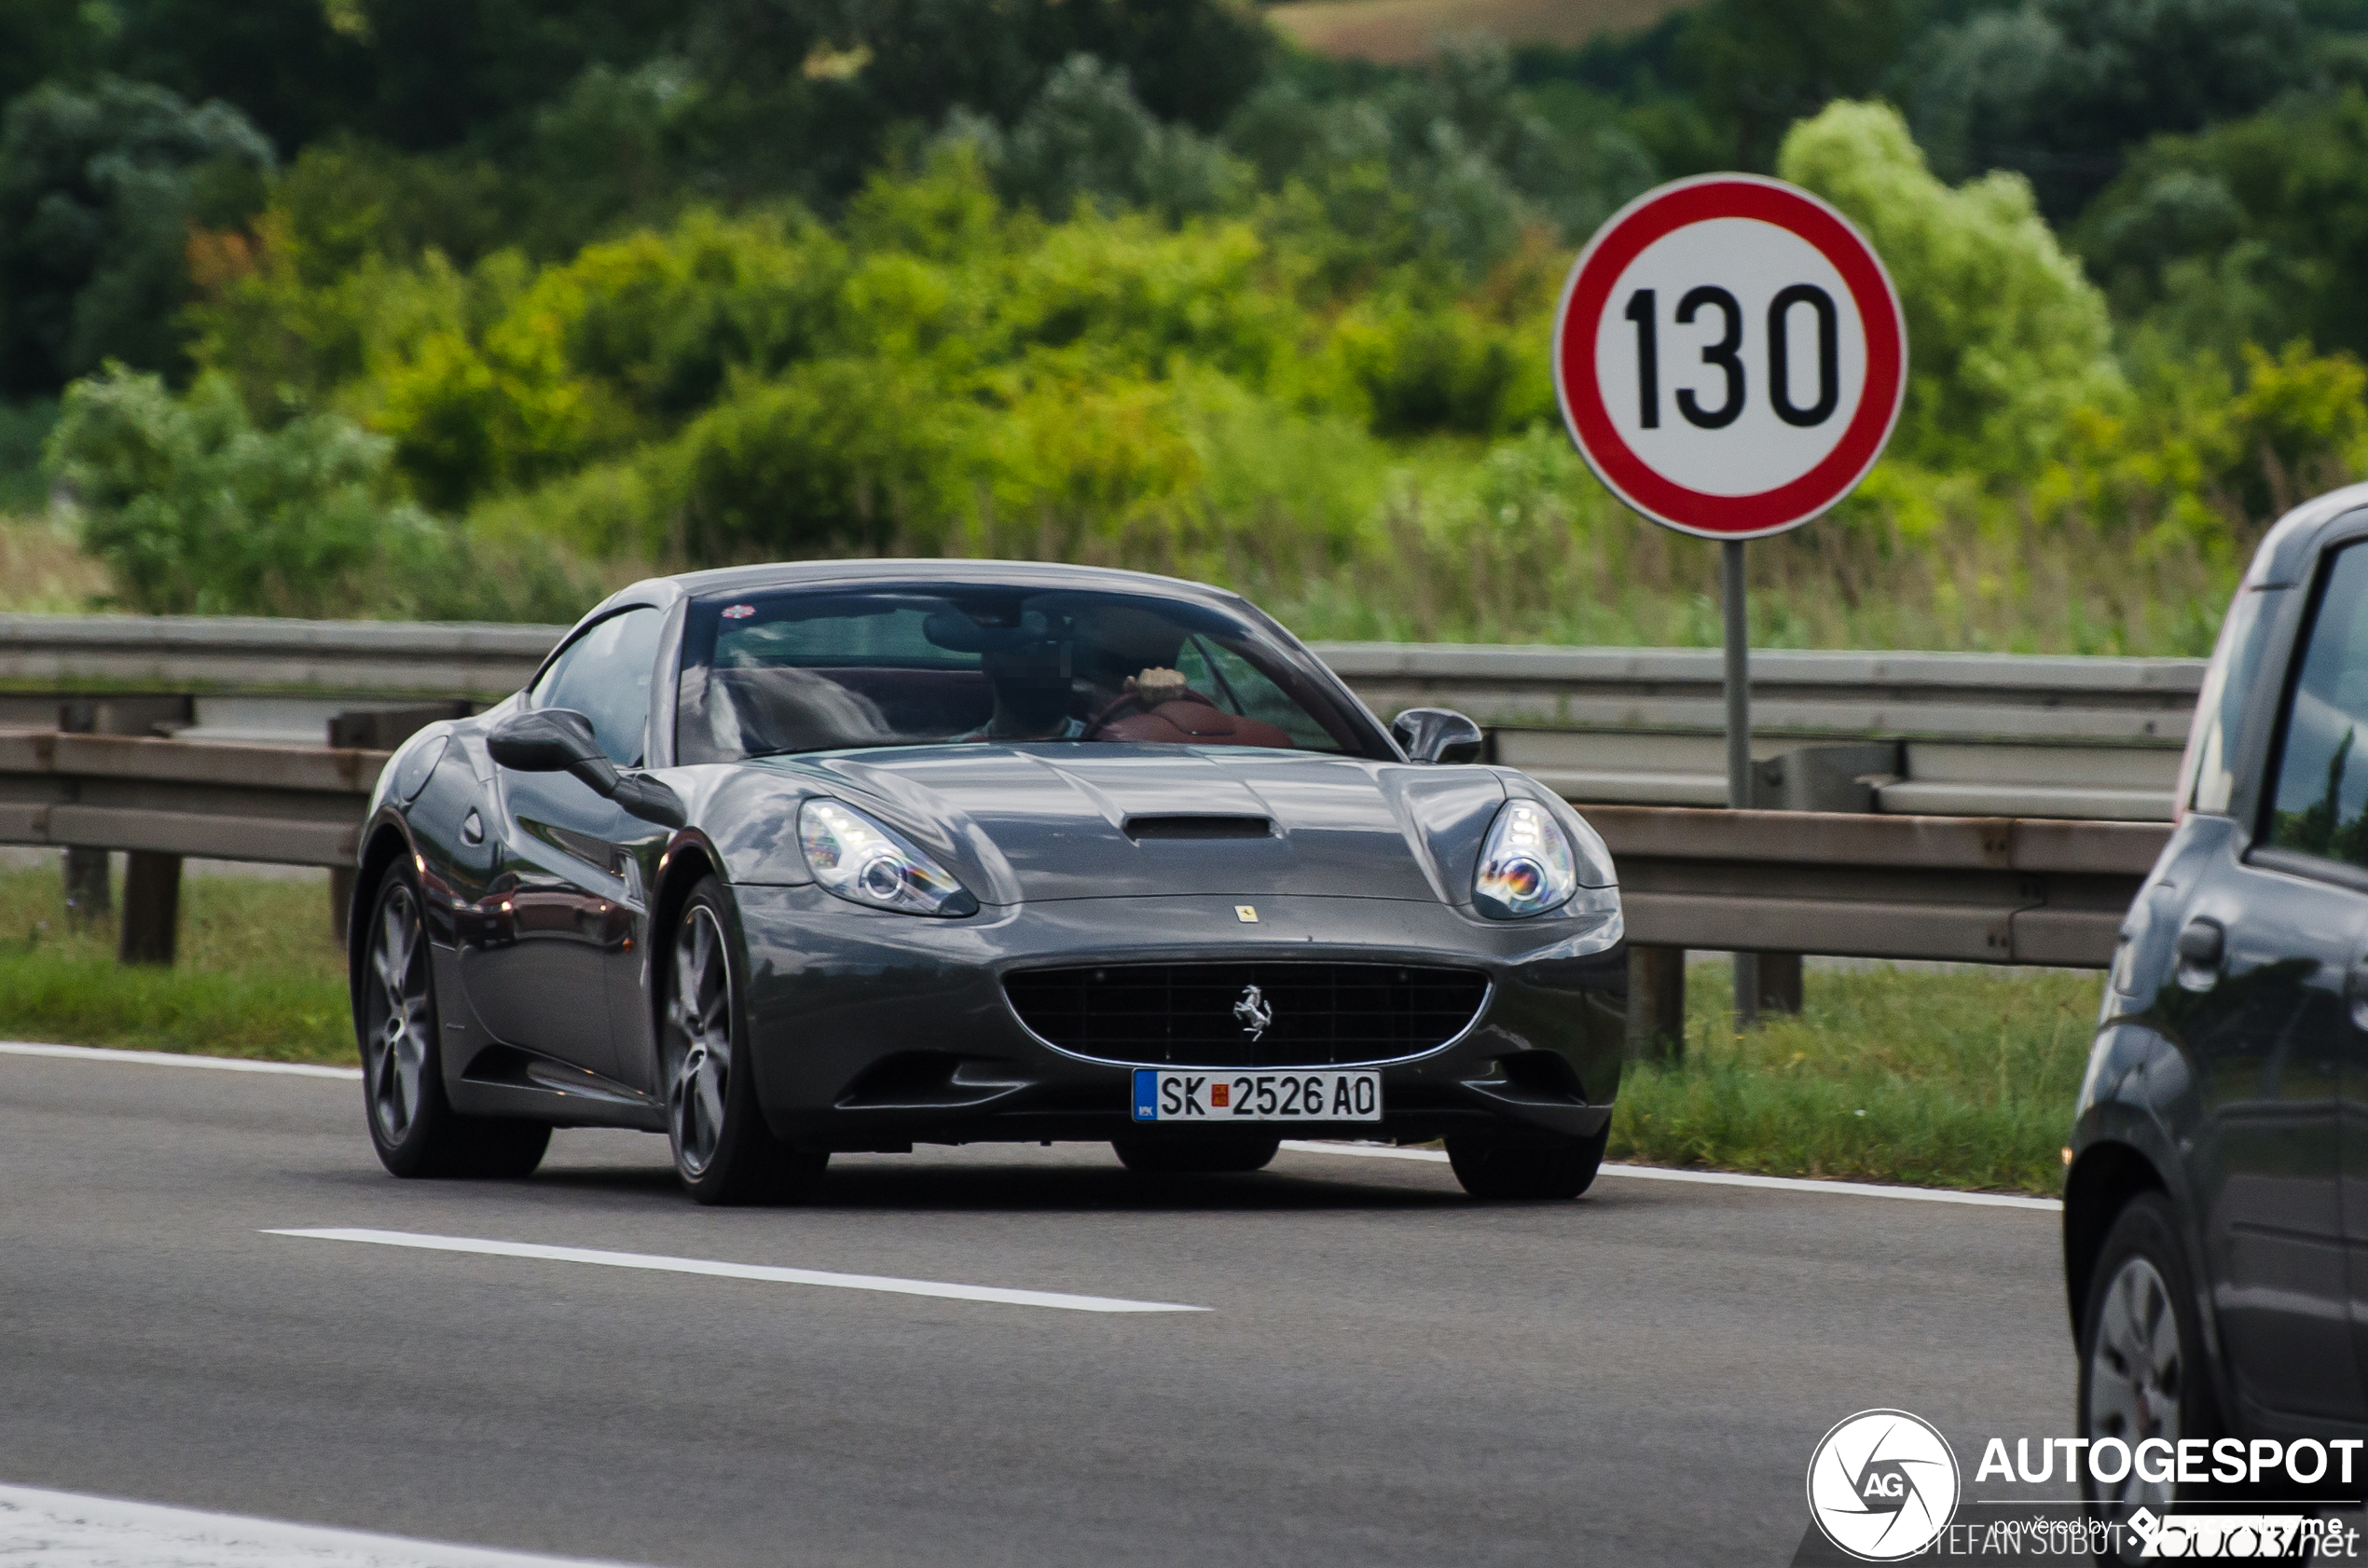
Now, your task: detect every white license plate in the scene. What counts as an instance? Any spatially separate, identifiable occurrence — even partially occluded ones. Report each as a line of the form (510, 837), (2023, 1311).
(1131, 1068), (1381, 1122)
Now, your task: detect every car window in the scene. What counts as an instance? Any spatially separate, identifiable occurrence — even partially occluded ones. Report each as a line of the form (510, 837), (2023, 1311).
(674, 585), (1382, 763)
(1177, 636), (1342, 753)
(2182, 584), (2284, 816)
(2265, 543), (2368, 866)
(532, 607), (662, 767)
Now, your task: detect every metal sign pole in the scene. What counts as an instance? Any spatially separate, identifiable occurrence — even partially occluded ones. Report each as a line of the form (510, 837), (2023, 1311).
(1722, 540), (1758, 1029)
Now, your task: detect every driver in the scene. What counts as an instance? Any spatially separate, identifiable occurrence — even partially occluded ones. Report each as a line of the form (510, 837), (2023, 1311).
(958, 642), (1087, 742)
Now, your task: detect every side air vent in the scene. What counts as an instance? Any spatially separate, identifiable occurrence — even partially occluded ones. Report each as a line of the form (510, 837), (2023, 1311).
(1124, 815), (1272, 841)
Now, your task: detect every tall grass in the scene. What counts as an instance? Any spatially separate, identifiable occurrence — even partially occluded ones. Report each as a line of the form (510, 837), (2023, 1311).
(1610, 960), (2102, 1195)
(925, 429), (2250, 655)
(13, 413), (2257, 653)
(0, 865), (353, 1061)
(0, 514), (112, 615)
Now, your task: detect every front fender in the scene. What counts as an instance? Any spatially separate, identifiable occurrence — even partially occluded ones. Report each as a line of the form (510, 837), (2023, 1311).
(2066, 1017), (2221, 1391)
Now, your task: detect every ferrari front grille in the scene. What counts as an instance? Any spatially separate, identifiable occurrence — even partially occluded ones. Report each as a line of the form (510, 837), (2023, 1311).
(1002, 961), (1489, 1067)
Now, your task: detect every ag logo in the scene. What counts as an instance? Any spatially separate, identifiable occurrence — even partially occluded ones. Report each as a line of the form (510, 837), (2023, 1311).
(1806, 1409), (1960, 1561)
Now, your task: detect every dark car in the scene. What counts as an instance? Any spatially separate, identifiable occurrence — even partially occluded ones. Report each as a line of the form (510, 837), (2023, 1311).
(350, 560), (1629, 1204)
(2068, 484), (2368, 1532)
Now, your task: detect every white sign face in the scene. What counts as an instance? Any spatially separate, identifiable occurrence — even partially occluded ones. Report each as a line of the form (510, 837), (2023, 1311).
(1554, 176), (1906, 540)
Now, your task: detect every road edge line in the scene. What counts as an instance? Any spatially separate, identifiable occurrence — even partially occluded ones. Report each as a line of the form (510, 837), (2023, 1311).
(0, 1040), (362, 1080)
(1277, 1140), (2062, 1211)
(0, 1481), (651, 1567)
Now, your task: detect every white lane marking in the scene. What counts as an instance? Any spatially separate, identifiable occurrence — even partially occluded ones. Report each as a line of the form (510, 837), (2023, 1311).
(0, 1041), (361, 1080)
(265, 1228), (1209, 1314)
(1279, 1141), (1448, 1163)
(1277, 1141), (2063, 1211)
(0, 1482), (648, 1567)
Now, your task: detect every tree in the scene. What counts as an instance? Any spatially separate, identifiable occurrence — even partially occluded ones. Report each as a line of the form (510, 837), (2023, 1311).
(1677, 0), (1921, 170)
(0, 77), (274, 397)
(2074, 88), (2368, 362)
(960, 54), (1244, 222)
(1908, 0), (2311, 218)
(1778, 100), (2123, 473)
(103, 0), (681, 154)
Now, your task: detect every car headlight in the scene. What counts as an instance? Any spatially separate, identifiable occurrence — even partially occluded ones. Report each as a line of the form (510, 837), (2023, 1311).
(798, 799), (978, 916)
(1473, 798), (1578, 918)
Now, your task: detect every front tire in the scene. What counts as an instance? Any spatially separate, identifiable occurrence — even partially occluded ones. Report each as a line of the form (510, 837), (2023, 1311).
(2079, 1192), (2223, 1557)
(1446, 1126), (1607, 1200)
(358, 861), (549, 1179)
(662, 877), (828, 1205)
(1111, 1135), (1282, 1175)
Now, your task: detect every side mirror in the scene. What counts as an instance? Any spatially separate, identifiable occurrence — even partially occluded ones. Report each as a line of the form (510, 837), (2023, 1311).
(612, 774), (688, 831)
(488, 708), (616, 790)
(1391, 708), (1485, 765)
(487, 708), (688, 830)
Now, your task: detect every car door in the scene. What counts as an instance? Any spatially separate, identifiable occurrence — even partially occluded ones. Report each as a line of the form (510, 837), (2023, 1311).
(2183, 537), (2368, 1424)
(463, 606), (663, 1083)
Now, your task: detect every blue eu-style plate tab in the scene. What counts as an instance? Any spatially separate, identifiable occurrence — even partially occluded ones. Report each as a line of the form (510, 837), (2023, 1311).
(1132, 1069), (1158, 1121)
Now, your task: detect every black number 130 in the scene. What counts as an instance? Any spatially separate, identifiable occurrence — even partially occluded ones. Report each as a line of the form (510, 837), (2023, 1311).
(1623, 284), (1839, 431)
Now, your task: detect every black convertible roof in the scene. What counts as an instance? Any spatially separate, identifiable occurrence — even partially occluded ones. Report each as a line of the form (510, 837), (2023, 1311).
(669, 557), (1240, 603)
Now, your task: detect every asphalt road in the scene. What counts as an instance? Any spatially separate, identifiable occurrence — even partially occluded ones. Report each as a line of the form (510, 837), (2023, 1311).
(0, 1049), (2075, 1568)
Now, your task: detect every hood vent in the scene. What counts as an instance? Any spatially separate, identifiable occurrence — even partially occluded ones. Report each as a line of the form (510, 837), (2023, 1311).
(1124, 815), (1272, 841)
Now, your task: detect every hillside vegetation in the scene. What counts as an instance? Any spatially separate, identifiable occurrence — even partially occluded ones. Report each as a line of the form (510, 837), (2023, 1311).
(3, 0), (2365, 653)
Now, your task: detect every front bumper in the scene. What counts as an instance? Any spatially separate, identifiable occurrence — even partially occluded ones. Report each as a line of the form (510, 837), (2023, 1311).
(730, 887), (1627, 1150)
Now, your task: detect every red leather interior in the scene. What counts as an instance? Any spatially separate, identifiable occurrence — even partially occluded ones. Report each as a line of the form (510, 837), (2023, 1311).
(1097, 699), (1295, 749)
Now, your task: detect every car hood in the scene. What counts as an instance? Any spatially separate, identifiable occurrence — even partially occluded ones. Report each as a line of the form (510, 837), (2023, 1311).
(723, 745), (1513, 907)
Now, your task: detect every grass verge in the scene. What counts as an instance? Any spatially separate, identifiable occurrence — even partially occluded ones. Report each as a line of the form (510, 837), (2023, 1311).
(0, 866), (354, 1063)
(1608, 961), (2101, 1196)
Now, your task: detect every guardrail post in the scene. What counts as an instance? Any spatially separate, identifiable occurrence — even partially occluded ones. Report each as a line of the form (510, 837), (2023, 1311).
(58, 700), (108, 927)
(119, 852), (182, 966)
(62, 847), (111, 927)
(1625, 944), (1686, 1064)
(1756, 952), (1804, 1015)
(330, 865), (355, 945)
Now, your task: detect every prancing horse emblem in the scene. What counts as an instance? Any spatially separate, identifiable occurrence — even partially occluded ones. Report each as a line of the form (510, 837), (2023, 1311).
(1232, 984), (1273, 1040)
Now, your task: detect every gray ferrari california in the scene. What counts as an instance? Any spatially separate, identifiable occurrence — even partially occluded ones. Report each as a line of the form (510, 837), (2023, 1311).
(350, 561), (1628, 1203)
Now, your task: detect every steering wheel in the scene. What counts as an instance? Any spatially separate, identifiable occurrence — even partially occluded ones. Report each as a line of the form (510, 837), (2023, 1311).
(1081, 685), (1224, 742)
(1080, 690), (1148, 742)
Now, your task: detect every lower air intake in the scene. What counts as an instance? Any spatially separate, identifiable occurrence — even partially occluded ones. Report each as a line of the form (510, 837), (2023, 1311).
(1003, 962), (1489, 1067)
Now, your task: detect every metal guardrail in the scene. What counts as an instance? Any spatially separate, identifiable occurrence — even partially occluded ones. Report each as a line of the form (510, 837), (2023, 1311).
(1593, 805), (2165, 968)
(0, 731), (2163, 971)
(0, 613), (554, 700)
(0, 615), (2207, 819)
(0, 731), (391, 868)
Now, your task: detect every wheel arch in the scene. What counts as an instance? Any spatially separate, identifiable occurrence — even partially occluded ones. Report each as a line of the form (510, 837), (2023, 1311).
(349, 818), (415, 1011)
(2063, 1139), (2167, 1338)
(645, 837), (723, 1046)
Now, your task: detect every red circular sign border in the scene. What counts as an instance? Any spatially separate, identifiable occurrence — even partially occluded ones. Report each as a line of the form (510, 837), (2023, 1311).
(1552, 174), (1907, 541)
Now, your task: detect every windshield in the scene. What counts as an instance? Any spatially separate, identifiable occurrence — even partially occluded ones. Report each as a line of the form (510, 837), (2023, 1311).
(675, 584), (1382, 763)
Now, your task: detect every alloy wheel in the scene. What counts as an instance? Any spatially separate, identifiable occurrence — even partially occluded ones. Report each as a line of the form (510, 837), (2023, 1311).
(2086, 1255), (2182, 1521)
(365, 883), (431, 1144)
(667, 904), (734, 1177)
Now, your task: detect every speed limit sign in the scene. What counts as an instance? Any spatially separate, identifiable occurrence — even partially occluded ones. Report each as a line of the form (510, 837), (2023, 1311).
(1553, 174), (1906, 540)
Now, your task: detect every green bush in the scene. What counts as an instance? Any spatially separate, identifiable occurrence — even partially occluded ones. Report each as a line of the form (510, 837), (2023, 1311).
(1779, 100), (2125, 475)
(46, 365), (427, 615)
(43, 364), (605, 621)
